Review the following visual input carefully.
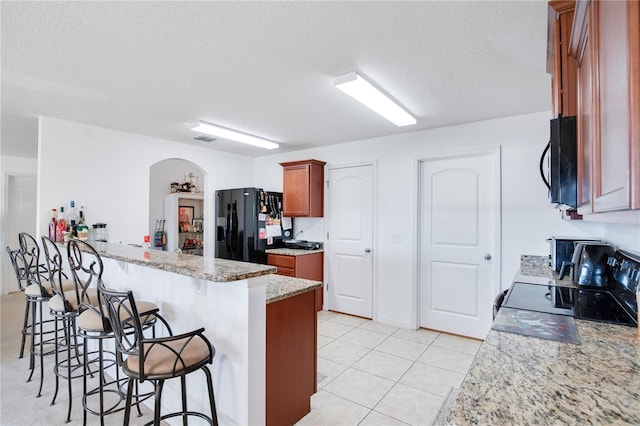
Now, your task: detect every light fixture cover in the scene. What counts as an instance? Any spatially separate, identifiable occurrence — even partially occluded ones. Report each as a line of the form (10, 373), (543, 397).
(191, 121), (279, 150)
(335, 72), (416, 127)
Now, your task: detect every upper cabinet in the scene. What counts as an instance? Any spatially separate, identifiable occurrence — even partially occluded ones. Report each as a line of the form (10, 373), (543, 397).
(548, 1), (578, 118)
(280, 160), (326, 217)
(552, 0), (640, 221)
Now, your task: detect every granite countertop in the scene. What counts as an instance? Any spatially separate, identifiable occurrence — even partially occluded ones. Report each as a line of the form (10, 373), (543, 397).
(447, 255), (640, 425)
(265, 247), (324, 256)
(516, 254), (576, 287)
(265, 275), (322, 304)
(66, 241), (276, 282)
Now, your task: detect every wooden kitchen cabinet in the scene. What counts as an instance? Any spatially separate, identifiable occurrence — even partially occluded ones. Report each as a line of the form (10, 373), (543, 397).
(548, 1), (578, 118)
(280, 159), (326, 217)
(268, 251), (324, 311)
(266, 289), (317, 426)
(568, 0), (640, 218)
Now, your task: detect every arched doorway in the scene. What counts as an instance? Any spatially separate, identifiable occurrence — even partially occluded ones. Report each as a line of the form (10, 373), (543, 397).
(149, 159), (208, 255)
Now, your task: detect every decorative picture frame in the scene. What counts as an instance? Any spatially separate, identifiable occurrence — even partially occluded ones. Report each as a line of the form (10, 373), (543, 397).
(178, 206), (194, 232)
(192, 218), (203, 233)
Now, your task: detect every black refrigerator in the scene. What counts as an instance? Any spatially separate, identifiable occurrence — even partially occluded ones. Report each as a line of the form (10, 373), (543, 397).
(215, 188), (293, 264)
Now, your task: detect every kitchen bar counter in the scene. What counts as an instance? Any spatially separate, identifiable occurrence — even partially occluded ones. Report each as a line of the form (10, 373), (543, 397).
(70, 241), (317, 425)
(81, 241), (276, 282)
(447, 255), (640, 425)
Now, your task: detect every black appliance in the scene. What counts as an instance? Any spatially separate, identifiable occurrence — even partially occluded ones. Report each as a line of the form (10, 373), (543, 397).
(540, 116), (577, 208)
(547, 236), (600, 273)
(215, 188), (293, 264)
(499, 250), (639, 327)
(559, 242), (615, 287)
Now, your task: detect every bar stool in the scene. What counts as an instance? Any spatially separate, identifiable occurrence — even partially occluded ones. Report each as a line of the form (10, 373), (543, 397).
(99, 281), (219, 426)
(18, 232), (74, 397)
(6, 246), (31, 359)
(47, 240), (101, 423)
(65, 239), (172, 425)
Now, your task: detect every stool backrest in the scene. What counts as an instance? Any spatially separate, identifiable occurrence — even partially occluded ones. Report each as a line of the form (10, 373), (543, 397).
(18, 232), (48, 290)
(67, 239), (103, 312)
(41, 236), (69, 298)
(6, 246), (29, 291)
(98, 281), (144, 366)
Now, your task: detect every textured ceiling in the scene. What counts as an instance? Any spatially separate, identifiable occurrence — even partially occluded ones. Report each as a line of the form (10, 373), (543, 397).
(1, 1), (550, 158)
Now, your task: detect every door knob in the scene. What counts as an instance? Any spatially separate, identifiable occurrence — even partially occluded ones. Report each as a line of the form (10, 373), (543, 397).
(365, 248), (371, 253)
(484, 253), (492, 260)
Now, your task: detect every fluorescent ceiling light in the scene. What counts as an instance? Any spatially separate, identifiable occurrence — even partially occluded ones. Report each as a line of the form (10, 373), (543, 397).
(335, 72), (416, 127)
(191, 121), (279, 150)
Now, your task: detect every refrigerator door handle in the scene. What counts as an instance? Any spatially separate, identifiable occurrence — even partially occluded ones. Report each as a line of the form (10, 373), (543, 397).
(231, 201), (239, 252)
(225, 203), (232, 251)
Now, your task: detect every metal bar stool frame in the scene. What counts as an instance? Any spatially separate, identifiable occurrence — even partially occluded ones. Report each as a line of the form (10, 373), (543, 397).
(6, 245), (32, 359)
(99, 281), (219, 426)
(17, 232), (59, 397)
(47, 238), (100, 423)
(66, 239), (173, 426)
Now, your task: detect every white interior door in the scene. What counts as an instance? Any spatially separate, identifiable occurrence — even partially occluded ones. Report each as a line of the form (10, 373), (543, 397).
(4, 175), (37, 295)
(419, 150), (500, 339)
(327, 165), (373, 318)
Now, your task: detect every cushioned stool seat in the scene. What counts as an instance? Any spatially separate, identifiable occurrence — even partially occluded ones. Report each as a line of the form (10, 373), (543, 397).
(48, 287), (99, 312)
(126, 335), (211, 377)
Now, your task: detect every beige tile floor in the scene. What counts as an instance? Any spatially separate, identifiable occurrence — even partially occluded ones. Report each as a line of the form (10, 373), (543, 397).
(1, 290), (481, 425)
(296, 310), (482, 426)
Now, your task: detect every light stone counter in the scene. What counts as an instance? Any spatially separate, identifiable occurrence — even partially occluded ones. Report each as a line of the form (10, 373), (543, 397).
(265, 275), (322, 304)
(73, 241), (276, 282)
(265, 247), (324, 256)
(447, 255), (640, 425)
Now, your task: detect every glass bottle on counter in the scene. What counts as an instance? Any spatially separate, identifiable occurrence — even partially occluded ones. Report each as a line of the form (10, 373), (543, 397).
(79, 205), (85, 225)
(67, 200), (79, 236)
(56, 206), (67, 242)
(48, 209), (58, 241)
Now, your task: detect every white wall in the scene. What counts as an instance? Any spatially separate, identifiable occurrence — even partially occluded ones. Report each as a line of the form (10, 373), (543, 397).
(603, 222), (640, 253)
(254, 111), (610, 328)
(33, 113), (638, 329)
(37, 117), (254, 247)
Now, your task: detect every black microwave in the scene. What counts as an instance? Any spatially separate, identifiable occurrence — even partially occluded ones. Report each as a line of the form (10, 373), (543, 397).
(540, 116), (577, 208)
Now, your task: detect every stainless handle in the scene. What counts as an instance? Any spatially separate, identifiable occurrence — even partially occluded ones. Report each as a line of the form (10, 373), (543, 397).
(365, 248), (371, 253)
(484, 253), (492, 261)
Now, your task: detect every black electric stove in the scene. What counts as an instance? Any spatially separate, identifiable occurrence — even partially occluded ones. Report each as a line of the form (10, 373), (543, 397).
(502, 250), (639, 327)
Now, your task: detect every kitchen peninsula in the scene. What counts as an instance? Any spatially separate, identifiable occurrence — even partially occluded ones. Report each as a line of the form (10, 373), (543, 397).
(447, 256), (640, 424)
(82, 242), (321, 425)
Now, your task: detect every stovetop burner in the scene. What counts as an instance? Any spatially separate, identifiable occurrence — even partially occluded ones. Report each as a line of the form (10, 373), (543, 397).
(575, 289), (636, 326)
(501, 250), (640, 328)
(502, 282), (637, 327)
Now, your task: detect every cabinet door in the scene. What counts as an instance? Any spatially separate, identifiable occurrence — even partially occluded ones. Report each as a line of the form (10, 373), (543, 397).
(592, 0), (631, 212)
(282, 164), (311, 217)
(549, 1), (578, 117)
(629, 0), (640, 210)
(576, 7), (594, 213)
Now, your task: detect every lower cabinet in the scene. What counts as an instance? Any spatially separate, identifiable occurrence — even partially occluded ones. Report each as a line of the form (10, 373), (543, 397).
(268, 252), (324, 311)
(266, 290), (317, 426)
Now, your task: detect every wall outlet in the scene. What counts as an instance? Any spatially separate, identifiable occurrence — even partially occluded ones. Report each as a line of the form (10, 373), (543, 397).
(391, 233), (401, 244)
